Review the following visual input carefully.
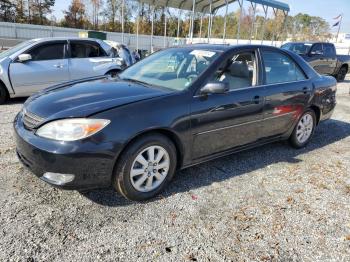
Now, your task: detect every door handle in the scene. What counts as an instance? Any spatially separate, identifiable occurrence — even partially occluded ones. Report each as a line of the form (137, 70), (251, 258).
(252, 95), (261, 104)
(53, 64), (63, 68)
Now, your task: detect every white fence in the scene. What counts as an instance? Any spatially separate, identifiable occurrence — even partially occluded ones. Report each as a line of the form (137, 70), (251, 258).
(1, 21), (350, 55)
(0, 21), (178, 51)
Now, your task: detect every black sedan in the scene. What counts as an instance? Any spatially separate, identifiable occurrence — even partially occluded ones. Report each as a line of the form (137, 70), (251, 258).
(14, 44), (337, 201)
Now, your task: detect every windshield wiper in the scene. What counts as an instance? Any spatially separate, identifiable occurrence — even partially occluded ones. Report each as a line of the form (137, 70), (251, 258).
(121, 78), (151, 86)
(120, 77), (171, 90)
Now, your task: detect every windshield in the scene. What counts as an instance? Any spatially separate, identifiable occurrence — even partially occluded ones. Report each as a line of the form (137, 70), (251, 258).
(281, 43), (312, 55)
(119, 48), (220, 91)
(0, 40), (36, 60)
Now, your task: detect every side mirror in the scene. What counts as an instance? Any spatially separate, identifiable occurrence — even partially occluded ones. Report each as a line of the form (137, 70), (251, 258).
(309, 50), (323, 56)
(200, 82), (229, 95)
(18, 54), (32, 62)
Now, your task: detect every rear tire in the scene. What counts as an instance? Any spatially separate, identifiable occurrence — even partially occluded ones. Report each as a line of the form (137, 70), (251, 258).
(336, 66), (348, 82)
(113, 133), (177, 201)
(289, 110), (316, 149)
(0, 84), (8, 105)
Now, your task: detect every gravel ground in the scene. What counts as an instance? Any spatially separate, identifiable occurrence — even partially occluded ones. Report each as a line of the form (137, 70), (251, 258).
(1, 79), (350, 262)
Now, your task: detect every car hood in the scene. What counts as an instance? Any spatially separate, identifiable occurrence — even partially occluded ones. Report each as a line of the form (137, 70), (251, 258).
(24, 77), (171, 120)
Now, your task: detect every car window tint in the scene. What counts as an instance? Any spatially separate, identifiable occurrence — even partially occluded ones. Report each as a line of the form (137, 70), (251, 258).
(262, 50), (306, 84)
(29, 43), (64, 61)
(214, 52), (256, 90)
(324, 44), (336, 56)
(70, 42), (106, 58)
(310, 44), (323, 55)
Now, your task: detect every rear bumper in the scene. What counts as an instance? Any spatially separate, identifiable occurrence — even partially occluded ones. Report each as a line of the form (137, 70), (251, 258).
(14, 114), (117, 190)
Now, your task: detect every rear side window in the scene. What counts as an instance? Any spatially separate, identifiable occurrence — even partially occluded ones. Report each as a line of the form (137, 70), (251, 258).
(70, 42), (107, 58)
(262, 50), (306, 84)
(324, 44), (336, 56)
(29, 43), (65, 61)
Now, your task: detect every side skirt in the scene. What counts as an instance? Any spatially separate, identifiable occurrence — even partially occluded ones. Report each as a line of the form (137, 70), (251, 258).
(181, 136), (286, 170)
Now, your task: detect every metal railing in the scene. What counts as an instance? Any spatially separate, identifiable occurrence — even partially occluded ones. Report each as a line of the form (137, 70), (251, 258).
(1, 22), (349, 55)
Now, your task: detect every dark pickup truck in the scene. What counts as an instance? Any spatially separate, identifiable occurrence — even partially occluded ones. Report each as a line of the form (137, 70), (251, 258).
(281, 42), (349, 81)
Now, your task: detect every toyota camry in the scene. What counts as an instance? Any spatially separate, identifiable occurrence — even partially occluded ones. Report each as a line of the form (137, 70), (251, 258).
(14, 45), (337, 201)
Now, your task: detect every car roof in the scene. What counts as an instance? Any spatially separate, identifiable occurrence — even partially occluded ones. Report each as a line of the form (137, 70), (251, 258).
(175, 44), (282, 52)
(284, 42), (333, 45)
(177, 43), (231, 51)
(32, 37), (102, 43)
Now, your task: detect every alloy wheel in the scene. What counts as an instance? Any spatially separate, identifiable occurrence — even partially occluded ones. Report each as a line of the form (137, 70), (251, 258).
(130, 145), (170, 192)
(296, 113), (314, 144)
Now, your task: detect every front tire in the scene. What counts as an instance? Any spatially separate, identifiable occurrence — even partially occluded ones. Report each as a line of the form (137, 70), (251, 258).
(289, 110), (316, 149)
(336, 66), (348, 82)
(0, 84), (8, 105)
(113, 134), (177, 201)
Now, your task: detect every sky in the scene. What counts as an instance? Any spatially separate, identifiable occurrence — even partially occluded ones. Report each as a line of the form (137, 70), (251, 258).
(283, 0), (350, 32)
(52, 0), (350, 33)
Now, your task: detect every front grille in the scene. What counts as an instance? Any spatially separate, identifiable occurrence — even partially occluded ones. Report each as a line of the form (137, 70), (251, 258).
(23, 110), (45, 130)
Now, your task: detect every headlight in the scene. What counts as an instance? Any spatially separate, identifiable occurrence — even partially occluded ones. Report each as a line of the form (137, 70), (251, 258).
(36, 118), (110, 141)
(114, 58), (124, 66)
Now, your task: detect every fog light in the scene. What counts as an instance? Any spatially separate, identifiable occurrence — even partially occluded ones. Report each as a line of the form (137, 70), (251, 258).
(42, 172), (75, 185)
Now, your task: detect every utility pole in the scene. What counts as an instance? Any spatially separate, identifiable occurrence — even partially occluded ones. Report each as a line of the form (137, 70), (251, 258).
(336, 15), (343, 43)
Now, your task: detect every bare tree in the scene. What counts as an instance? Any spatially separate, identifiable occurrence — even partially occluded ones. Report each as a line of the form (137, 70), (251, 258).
(62, 0), (87, 28)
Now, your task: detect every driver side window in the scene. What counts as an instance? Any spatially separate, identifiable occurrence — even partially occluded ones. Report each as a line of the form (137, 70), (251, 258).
(310, 44), (323, 55)
(29, 42), (65, 61)
(213, 51), (257, 91)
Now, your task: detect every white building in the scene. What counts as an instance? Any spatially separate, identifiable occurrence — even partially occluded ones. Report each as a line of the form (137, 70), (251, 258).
(331, 32), (350, 43)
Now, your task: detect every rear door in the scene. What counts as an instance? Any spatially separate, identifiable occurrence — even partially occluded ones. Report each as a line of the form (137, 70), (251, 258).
(191, 48), (265, 159)
(9, 40), (69, 96)
(259, 48), (311, 138)
(68, 40), (111, 80)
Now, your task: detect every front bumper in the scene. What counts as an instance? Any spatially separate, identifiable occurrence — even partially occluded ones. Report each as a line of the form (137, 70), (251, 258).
(14, 114), (117, 190)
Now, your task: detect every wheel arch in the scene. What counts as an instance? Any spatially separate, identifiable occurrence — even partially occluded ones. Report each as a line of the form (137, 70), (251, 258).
(309, 105), (321, 125)
(0, 79), (10, 99)
(341, 63), (348, 71)
(114, 128), (185, 172)
(105, 68), (121, 75)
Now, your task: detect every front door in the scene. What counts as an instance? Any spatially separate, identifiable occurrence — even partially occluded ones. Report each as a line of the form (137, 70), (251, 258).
(259, 48), (311, 137)
(323, 43), (337, 75)
(308, 43), (328, 75)
(191, 49), (265, 160)
(9, 41), (69, 96)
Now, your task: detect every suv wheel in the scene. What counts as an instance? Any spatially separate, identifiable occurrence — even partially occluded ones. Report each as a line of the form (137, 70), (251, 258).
(336, 66), (348, 82)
